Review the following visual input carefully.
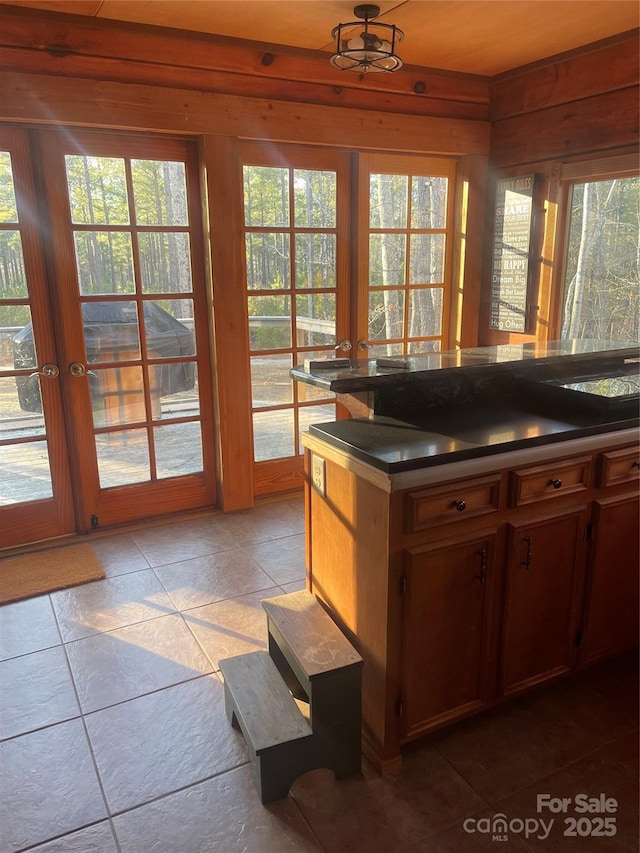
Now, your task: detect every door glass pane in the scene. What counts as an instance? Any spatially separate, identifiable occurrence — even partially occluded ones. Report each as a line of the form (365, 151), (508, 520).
(370, 174), (408, 228)
(408, 339), (441, 353)
(295, 294), (336, 347)
(298, 404), (336, 454)
(95, 429), (150, 487)
(0, 441), (52, 504)
(251, 354), (293, 408)
(411, 177), (448, 228)
(408, 289), (443, 338)
(73, 232), (135, 294)
(83, 301), (140, 363)
(253, 409), (294, 461)
(154, 422), (203, 478)
(409, 234), (446, 284)
(65, 156), (129, 225)
(369, 234), (406, 286)
(143, 300), (196, 358)
(369, 290), (405, 340)
(245, 233), (290, 289)
(131, 160), (188, 225)
(366, 163), (451, 355)
(2, 305), (32, 371)
(151, 364), (199, 421)
(367, 342), (403, 359)
(248, 295), (291, 349)
(0, 231), (27, 298)
(243, 166), (289, 226)
(294, 170), (336, 227)
(561, 176), (640, 341)
(139, 233), (193, 293)
(0, 152), (18, 222)
(91, 365), (149, 428)
(0, 374), (44, 436)
(244, 157), (341, 471)
(295, 234), (336, 288)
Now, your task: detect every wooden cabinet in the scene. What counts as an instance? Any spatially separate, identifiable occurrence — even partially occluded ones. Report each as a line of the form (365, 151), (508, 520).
(501, 508), (586, 696)
(582, 494), (640, 664)
(401, 531), (497, 737)
(304, 434), (639, 772)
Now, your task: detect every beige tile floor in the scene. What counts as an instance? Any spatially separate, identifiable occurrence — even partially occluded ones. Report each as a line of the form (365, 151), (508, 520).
(0, 496), (637, 853)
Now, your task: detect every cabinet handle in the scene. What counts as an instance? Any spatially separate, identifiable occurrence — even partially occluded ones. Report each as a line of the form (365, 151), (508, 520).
(549, 478), (562, 489)
(453, 499), (466, 512)
(475, 547), (487, 583)
(520, 536), (533, 570)
(632, 461), (640, 469)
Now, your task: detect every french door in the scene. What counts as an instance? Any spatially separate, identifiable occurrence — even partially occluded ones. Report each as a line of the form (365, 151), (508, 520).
(0, 128), (216, 548)
(240, 144), (352, 495)
(0, 128), (75, 548)
(239, 145), (457, 495)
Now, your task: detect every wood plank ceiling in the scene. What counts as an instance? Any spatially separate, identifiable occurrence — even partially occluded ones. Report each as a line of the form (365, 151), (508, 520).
(0, 0), (638, 76)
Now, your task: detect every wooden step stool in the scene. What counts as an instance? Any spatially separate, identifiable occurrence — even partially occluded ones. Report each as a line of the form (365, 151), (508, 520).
(219, 651), (321, 804)
(262, 589), (363, 779)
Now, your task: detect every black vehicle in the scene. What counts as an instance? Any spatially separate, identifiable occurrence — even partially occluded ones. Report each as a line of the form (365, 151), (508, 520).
(13, 302), (196, 413)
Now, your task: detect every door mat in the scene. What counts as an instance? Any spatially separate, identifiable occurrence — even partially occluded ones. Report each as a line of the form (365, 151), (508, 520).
(0, 543), (106, 605)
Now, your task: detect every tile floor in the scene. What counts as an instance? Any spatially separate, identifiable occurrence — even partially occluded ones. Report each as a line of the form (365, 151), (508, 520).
(0, 496), (638, 853)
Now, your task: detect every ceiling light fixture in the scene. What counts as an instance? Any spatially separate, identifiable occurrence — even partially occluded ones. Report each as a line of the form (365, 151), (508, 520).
(330, 4), (404, 73)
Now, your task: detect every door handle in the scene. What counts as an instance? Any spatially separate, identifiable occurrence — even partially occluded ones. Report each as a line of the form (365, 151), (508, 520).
(356, 340), (369, 351)
(29, 363), (59, 378)
(69, 362), (97, 378)
(334, 340), (352, 353)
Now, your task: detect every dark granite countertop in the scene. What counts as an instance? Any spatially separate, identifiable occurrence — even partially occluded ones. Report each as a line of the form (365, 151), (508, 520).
(292, 340), (639, 393)
(299, 340), (639, 474)
(308, 406), (639, 474)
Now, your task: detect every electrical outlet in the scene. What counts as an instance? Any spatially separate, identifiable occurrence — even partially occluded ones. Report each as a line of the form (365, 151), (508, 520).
(311, 454), (325, 496)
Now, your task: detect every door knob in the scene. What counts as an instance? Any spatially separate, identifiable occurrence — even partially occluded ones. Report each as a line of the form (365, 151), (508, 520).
(29, 363), (59, 378)
(69, 362), (97, 378)
(335, 340), (352, 353)
(357, 340), (369, 351)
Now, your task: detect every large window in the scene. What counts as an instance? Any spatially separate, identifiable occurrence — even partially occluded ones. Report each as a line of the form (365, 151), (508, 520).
(561, 175), (639, 342)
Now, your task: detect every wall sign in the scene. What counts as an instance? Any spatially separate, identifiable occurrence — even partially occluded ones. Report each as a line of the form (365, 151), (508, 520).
(490, 174), (535, 332)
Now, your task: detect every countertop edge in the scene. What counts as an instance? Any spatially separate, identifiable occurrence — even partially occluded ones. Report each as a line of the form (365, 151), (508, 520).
(302, 426), (640, 493)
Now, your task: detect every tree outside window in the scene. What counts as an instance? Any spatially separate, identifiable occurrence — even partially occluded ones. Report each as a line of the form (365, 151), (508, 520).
(561, 176), (639, 342)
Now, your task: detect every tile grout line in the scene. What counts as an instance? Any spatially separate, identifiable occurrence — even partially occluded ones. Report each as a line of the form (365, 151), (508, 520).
(50, 597), (125, 853)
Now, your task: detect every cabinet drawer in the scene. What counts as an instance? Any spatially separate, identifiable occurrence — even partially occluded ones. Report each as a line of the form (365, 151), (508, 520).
(509, 455), (591, 507)
(406, 476), (500, 532)
(598, 446), (640, 487)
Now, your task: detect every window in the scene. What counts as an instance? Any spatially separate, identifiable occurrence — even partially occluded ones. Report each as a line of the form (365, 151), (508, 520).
(561, 175), (639, 342)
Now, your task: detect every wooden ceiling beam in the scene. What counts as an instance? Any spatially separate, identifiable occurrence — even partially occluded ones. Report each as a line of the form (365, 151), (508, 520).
(0, 70), (490, 156)
(0, 47), (488, 120)
(0, 5), (489, 105)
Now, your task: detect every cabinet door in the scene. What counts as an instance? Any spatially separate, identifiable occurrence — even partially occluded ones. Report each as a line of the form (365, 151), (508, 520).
(501, 507), (587, 696)
(401, 531), (496, 739)
(582, 495), (639, 664)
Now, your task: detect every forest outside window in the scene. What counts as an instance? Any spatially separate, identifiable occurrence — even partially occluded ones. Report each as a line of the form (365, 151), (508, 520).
(560, 174), (639, 342)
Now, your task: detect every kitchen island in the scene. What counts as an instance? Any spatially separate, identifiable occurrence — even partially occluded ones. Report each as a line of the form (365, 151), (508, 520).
(293, 341), (639, 771)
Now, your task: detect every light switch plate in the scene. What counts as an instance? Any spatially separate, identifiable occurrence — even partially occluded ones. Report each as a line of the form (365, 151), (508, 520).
(311, 454), (325, 496)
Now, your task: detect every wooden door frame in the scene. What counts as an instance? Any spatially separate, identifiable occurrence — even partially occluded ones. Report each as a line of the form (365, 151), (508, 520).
(36, 128), (217, 531)
(230, 141), (353, 499)
(0, 126), (76, 548)
(355, 152), (459, 355)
